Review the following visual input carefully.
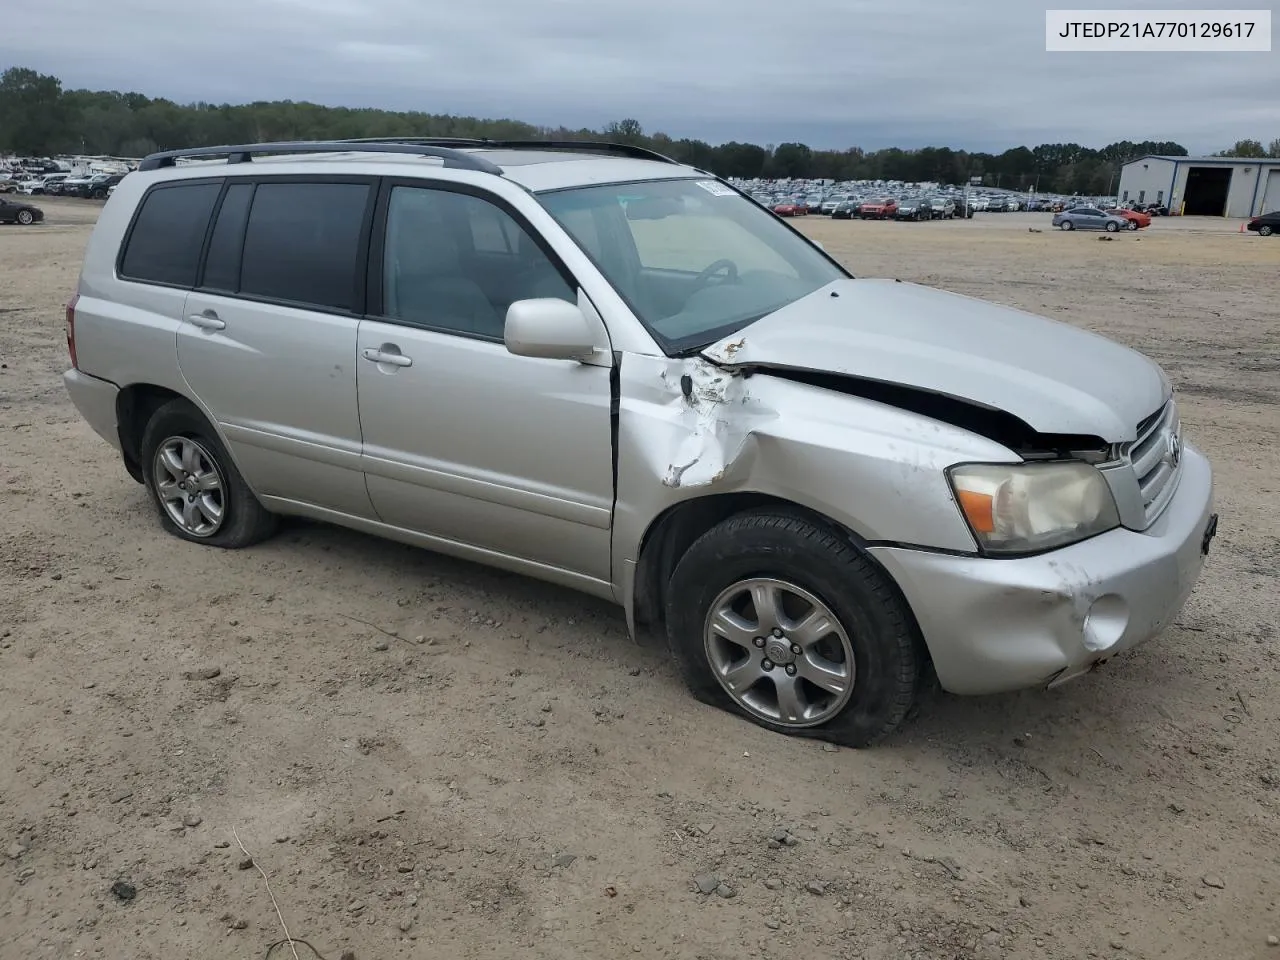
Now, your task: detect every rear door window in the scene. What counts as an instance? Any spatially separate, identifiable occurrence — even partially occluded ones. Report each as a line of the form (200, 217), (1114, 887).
(119, 181), (222, 287)
(238, 181), (372, 312)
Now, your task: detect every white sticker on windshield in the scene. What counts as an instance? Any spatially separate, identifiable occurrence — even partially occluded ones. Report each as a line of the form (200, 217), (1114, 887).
(695, 180), (736, 197)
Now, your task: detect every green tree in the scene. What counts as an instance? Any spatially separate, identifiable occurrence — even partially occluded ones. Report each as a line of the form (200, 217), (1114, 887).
(1216, 138), (1266, 158)
(0, 67), (69, 154)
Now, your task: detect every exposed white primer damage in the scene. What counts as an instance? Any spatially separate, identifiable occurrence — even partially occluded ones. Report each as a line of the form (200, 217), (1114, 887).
(661, 352), (750, 488)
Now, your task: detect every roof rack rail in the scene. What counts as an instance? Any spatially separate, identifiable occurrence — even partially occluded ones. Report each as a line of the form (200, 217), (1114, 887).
(338, 137), (682, 166)
(136, 141), (503, 174)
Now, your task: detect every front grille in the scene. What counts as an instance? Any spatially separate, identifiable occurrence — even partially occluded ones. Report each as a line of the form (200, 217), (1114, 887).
(1127, 399), (1182, 524)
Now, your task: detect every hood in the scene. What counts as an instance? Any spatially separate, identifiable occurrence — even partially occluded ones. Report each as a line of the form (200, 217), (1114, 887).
(702, 278), (1168, 443)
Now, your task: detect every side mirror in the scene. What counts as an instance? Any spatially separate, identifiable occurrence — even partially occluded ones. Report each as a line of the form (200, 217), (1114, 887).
(504, 298), (597, 361)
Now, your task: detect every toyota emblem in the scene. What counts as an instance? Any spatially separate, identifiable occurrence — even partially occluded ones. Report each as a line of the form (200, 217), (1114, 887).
(1166, 430), (1181, 468)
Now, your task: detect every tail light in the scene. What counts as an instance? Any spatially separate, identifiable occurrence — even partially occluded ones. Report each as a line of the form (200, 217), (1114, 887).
(65, 293), (80, 369)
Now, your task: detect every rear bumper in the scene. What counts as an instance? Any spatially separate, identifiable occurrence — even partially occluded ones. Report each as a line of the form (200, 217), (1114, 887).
(870, 444), (1216, 696)
(63, 368), (121, 452)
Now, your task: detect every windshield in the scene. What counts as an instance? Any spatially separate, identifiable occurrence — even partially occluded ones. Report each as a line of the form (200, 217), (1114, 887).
(538, 178), (848, 354)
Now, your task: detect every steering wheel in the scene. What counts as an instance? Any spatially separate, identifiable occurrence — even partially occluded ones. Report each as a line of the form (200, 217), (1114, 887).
(691, 258), (739, 292)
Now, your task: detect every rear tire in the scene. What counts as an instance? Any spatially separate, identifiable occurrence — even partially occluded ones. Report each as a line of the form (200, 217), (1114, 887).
(140, 399), (278, 548)
(665, 510), (923, 748)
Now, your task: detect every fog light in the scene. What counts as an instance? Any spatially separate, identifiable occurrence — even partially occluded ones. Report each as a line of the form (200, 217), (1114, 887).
(1082, 595), (1128, 652)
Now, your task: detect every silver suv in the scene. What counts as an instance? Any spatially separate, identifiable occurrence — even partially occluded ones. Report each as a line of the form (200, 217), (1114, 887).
(62, 138), (1218, 747)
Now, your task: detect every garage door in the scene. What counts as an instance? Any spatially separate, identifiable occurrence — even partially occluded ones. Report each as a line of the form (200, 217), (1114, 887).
(1262, 170), (1280, 215)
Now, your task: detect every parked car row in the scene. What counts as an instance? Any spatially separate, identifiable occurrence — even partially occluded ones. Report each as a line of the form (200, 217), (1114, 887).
(774, 195), (971, 221)
(0, 171), (126, 198)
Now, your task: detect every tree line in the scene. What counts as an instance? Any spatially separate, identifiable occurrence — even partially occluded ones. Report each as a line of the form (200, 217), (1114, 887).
(2, 66), (1275, 194)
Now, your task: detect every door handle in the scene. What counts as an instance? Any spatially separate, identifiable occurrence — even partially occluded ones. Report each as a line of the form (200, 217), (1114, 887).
(187, 311), (225, 331)
(362, 347), (412, 367)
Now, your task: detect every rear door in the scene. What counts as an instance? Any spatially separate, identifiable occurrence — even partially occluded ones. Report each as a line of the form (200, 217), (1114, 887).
(177, 177), (377, 519)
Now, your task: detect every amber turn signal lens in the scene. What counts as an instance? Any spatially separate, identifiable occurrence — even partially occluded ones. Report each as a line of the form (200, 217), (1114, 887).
(956, 488), (995, 534)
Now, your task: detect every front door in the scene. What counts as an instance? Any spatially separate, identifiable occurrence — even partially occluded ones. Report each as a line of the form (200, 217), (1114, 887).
(177, 177), (377, 518)
(355, 182), (615, 584)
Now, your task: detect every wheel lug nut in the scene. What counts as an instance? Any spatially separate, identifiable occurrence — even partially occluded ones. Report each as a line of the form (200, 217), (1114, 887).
(752, 637), (765, 647)
(785, 664), (797, 676)
(791, 644), (802, 655)
(761, 660), (773, 671)
(772, 628), (784, 638)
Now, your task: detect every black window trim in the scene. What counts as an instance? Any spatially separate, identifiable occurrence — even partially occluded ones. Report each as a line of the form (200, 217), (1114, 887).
(194, 173), (379, 318)
(365, 176), (583, 344)
(115, 177), (226, 290)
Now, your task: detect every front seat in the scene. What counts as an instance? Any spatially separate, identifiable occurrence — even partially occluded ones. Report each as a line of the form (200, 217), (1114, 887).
(387, 199), (501, 337)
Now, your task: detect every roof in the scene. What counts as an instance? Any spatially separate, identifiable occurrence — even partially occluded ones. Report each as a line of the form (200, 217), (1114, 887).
(1125, 154), (1280, 166)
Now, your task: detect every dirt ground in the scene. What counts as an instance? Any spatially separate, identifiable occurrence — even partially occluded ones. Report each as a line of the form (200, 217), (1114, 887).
(2, 197), (1278, 960)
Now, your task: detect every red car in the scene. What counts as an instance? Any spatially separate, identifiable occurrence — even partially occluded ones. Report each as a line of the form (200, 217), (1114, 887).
(859, 198), (898, 220)
(772, 198), (806, 217)
(1105, 207), (1150, 229)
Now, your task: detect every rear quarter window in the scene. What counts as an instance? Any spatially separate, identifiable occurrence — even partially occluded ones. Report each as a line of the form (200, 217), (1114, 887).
(118, 181), (222, 287)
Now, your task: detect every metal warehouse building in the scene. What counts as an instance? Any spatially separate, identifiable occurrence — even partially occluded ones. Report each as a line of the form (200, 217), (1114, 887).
(1117, 155), (1280, 218)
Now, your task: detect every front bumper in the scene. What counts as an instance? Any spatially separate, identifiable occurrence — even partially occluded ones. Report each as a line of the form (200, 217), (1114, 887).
(63, 368), (121, 452)
(870, 444), (1217, 696)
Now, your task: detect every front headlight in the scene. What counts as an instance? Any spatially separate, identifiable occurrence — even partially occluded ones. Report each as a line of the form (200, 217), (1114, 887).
(947, 461), (1120, 555)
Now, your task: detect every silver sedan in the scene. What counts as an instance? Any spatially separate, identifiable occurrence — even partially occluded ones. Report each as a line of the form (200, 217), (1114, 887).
(1051, 207), (1130, 232)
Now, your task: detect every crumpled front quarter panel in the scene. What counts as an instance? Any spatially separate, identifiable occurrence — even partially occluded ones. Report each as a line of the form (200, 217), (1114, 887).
(612, 353), (1017, 589)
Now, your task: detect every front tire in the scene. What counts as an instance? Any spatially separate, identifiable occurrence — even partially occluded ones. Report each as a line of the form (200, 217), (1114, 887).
(1105, 221), (1119, 232)
(16, 210), (34, 225)
(665, 510), (923, 748)
(1260, 225), (1273, 237)
(140, 399), (277, 548)
(1061, 220), (1074, 230)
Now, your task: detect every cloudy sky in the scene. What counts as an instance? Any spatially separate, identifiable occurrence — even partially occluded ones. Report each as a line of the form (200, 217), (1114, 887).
(4, 0), (1277, 153)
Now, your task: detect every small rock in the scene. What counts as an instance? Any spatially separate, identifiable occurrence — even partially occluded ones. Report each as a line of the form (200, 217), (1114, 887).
(274, 836), (289, 844)
(1266, 934), (1278, 946)
(821, 743), (839, 753)
(715, 883), (736, 899)
(1202, 875), (1225, 889)
(1111, 940), (1125, 950)
(697, 823), (715, 836)
(237, 858), (254, 870)
(110, 881), (136, 902)
(553, 853), (577, 868)
(805, 880), (826, 896)
(1018, 895), (1033, 908)
(182, 667), (221, 681)
(6, 840), (28, 860)
(541, 701), (553, 712)
(213, 841), (230, 849)
(341, 953), (356, 960)
(110, 791), (133, 804)
(766, 839), (782, 850)
(398, 918), (413, 933)
(397, 861), (415, 873)
(183, 815), (202, 828)
(765, 919), (781, 930)
(347, 900), (366, 913)
(230, 919), (248, 930)
(763, 878), (783, 890)
(373, 641), (389, 652)
(1168, 801), (1186, 814)
(982, 931), (1001, 945)
(694, 873), (720, 895)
